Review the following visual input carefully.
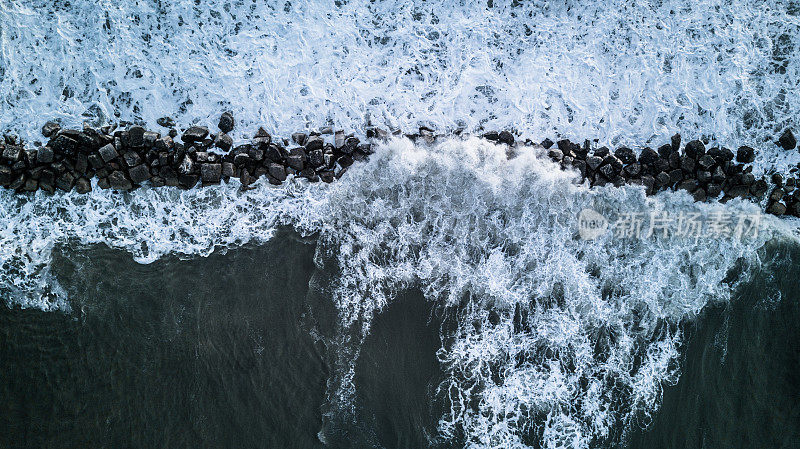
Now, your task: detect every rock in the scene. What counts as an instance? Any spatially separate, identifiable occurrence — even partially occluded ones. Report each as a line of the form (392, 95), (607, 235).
(218, 112), (235, 133)
(594, 146), (610, 158)
(750, 179), (768, 197)
(75, 177), (92, 193)
(37, 146), (54, 164)
(736, 146), (755, 163)
(707, 146), (733, 162)
(99, 143), (118, 162)
(233, 152), (250, 166)
(268, 163), (287, 182)
(548, 148), (563, 162)
(292, 132), (308, 146)
(123, 151), (142, 167)
(2, 145), (22, 163)
(657, 144), (673, 159)
(741, 172), (755, 186)
(154, 136), (174, 151)
(498, 131), (514, 145)
(697, 154), (716, 171)
(671, 133), (681, 152)
(586, 156), (603, 171)
(766, 201), (787, 216)
(49, 134), (78, 155)
(127, 125), (145, 147)
(684, 140), (705, 159)
(726, 184), (750, 198)
(108, 170), (132, 190)
(601, 155), (623, 173)
(771, 173), (784, 186)
(309, 150), (324, 168)
(669, 169), (684, 184)
(482, 131), (499, 141)
(181, 126), (209, 143)
(697, 170), (711, 183)
(541, 138), (554, 149)
(22, 178), (38, 192)
(319, 126), (333, 135)
(201, 163), (222, 184)
(143, 131), (159, 147)
(128, 164), (151, 184)
(778, 129), (796, 151)
(157, 117), (176, 128)
(55, 172), (75, 191)
(42, 121), (61, 138)
(214, 133), (233, 151)
(287, 155), (304, 170)
(614, 147), (636, 164)
(706, 183), (723, 197)
(0, 166), (11, 186)
(305, 136), (324, 152)
(769, 187), (785, 202)
(639, 147), (660, 166)
(656, 171), (671, 187)
(692, 188), (706, 202)
(221, 162), (235, 179)
(677, 179), (699, 192)
(319, 170), (335, 183)
(623, 163), (641, 177)
(178, 155), (195, 175)
(88, 153), (104, 169)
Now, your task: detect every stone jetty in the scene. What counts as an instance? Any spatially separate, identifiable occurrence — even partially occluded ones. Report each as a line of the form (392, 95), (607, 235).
(0, 113), (797, 218)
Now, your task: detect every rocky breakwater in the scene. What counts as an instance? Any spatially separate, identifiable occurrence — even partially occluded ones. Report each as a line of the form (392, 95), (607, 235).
(0, 112), (374, 195)
(483, 129), (796, 219)
(0, 113), (797, 219)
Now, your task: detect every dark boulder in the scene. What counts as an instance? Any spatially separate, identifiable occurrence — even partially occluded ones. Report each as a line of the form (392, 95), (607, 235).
(697, 154), (716, 171)
(37, 146), (54, 164)
(778, 129), (796, 151)
(766, 201), (787, 216)
(41, 121), (61, 138)
(0, 166), (11, 186)
(540, 138), (554, 149)
(548, 148), (563, 162)
(127, 125), (145, 148)
(55, 172), (75, 191)
(586, 156), (603, 171)
(218, 112), (235, 133)
(214, 133), (233, 151)
(123, 151), (142, 167)
(154, 136), (174, 151)
(671, 133), (681, 152)
(108, 171), (132, 190)
(639, 147), (659, 166)
(75, 177), (92, 194)
(750, 179), (769, 197)
(201, 163), (222, 185)
(498, 131), (514, 145)
(684, 140), (705, 159)
(287, 155), (304, 170)
(305, 136), (324, 152)
(182, 126), (209, 143)
(268, 163), (287, 182)
(614, 147), (636, 164)
(736, 146), (755, 163)
(292, 132), (308, 146)
(706, 183), (723, 197)
(157, 117), (176, 128)
(482, 131), (500, 141)
(99, 143), (118, 162)
(128, 164), (151, 184)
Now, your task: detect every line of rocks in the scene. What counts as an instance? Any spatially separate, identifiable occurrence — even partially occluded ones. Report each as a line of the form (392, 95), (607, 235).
(0, 114), (797, 218)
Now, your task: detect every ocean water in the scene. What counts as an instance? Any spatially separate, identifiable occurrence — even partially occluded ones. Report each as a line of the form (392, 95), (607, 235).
(1, 1), (799, 448)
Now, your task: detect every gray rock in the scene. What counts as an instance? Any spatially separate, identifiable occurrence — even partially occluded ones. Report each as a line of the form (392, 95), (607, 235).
(614, 147), (636, 164)
(2, 145), (22, 162)
(55, 172), (75, 191)
(201, 163), (222, 184)
(766, 201), (787, 216)
(123, 151), (142, 167)
(305, 136), (324, 152)
(99, 143), (118, 162)
(292, 132), (308, 146)
(697, 154), (716, 170)
(42, 121), (61, 138)
(154, 136), (174, 151)
(498, 131), (514, 145)
(268, 163), (287, 182)
(179, 155), (195, 175)
(214, 133), (233, 151)
(221, 162), (235, 179)
(778, 129), (796, 151)
(736, 146), (755, 163)
(182, 126), (209, 143)
(218, 112), (235, 133)
(75, 177), (92, 194)
(37, 146), (54, 164)
(143, 131), (159, 147)
(287, 155), (304, 170)
(128, 126), (145, 147)
(548, 148), (563, 162)
(108, 170), (132, 190)
(128, 164), (151, 184)
(157, 117), (176, 128)
(684, 140), (705, 159)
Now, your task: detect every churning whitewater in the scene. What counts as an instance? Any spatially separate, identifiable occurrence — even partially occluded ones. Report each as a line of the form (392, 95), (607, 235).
(2, 0), (800, 448)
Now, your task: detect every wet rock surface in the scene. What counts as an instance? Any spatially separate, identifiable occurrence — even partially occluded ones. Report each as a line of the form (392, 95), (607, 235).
(0, 117), (797, 218)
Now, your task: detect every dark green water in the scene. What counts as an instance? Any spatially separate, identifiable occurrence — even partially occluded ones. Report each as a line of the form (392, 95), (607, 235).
(1, 229), (798, 448)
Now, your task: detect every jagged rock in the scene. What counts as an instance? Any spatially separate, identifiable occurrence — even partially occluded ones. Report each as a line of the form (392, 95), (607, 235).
(0, 166), (11, 186)
(656, 171), (671, 187)
(319, 126), (333, 135)
(594, 146), (610, 158)
(697, 154), (716, 170)
(639, 147), (659, 166)
(309, 150), (324, 168)
(2, 145), (22, 163)
(268, 163), (287, 182)
(143, 131), (159, 147)
(671, 133), (681, 152)
(541, 138), (554, 149)
(178, 155), (195, 175)
(751, 179), (768, 197)
(182, 126), (209, 143)
(697, 170), (711, 183)
(766, 201), (787, 216)
(680, 156), (696, 172)
(201, 163), (222, 184)
(128, 164), (151, 184)
(127, 126), (145, 148)
(36, 146), (54, 164)
(684, 140), (705, 159)
(221, 162), (235, 179)
(108, 170), (132, 190)
(623, 163), (641, 177)
(482, 131), (499, 141)
(55, 172), (75, 191)
(179, 174), (199, 189)
(778, 129), (796, 151)
(75, 177), (92, 193)
(586, 156), (602, 171)
(218, 112), (235, 133)
(214, 133), (233, 151)
(42, 121), (61, 138)
(706, 183), (723, 197)
(22, 178), (38, 192)
(157, 117), (176, 128)
(736, 146), (755, 163)
(614, 147), (636, 164)
(498, 131), (514, 145)
(292, 132), (308, 146)
(123, 151), (142, 167)
(548, 148), (563, 162)
(669, 169), (683, 184)
(305, 136), (324, 152)
(99, 143), (118, 162)
(692, 188), (706, 202)
(154, 136), (173, 151)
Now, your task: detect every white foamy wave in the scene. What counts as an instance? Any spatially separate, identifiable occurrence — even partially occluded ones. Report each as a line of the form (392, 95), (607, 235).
(0, 177), (325, 311)
(311, 138), (790, 448)
(1, 1), (798, 156)
(0, 137), (795, 447)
